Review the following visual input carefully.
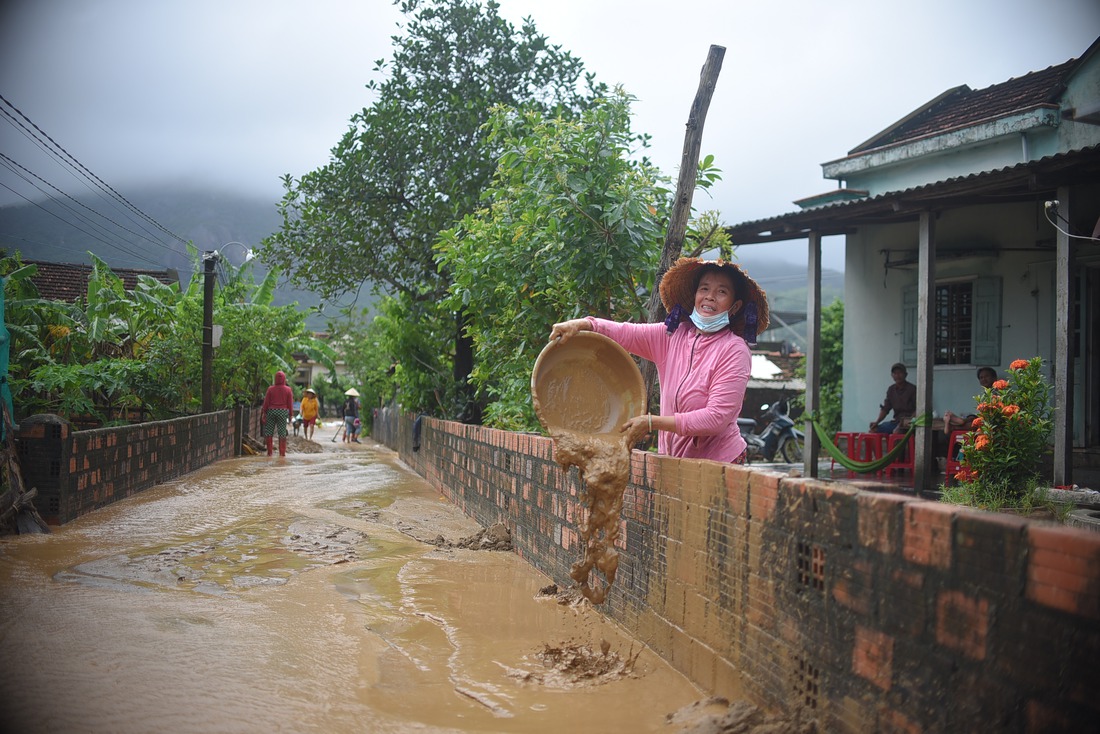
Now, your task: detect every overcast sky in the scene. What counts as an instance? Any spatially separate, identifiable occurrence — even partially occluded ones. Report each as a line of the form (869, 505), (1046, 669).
(1, 0), (1097, 272)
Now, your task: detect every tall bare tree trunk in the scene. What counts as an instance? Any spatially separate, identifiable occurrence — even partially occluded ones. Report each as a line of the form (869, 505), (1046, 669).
(641, 45), (725, 404)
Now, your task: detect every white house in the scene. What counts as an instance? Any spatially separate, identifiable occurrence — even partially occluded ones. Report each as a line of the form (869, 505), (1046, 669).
(725, 36), (1100, 490)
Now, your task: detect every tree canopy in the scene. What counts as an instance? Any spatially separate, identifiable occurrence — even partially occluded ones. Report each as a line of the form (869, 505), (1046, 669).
(262, 0), (604, 304)
(436, 91), (670, 428)
(262, 0), (609, 421)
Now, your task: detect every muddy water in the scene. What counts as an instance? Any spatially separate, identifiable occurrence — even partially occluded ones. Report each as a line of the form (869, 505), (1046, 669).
(551, 427), (644, 604)
(0, 439), (703, 733)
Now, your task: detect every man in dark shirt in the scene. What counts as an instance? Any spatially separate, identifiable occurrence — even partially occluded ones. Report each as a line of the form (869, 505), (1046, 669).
(869, 362), (916, 434)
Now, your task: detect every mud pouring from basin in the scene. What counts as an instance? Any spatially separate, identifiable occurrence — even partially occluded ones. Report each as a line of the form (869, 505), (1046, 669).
(530, 331), (646, 436)
(531, 331), (646, 603)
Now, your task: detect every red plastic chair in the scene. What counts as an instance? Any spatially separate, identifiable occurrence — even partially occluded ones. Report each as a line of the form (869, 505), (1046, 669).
(886, 433), (915, 475)
(944, 430), (969, 485)
(830, 432), (858, 476)
(855, 432), (887, 477)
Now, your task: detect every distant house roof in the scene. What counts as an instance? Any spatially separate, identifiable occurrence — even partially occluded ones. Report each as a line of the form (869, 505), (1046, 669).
(851, 59), (1076, 154)
(25, 260), (179, 303)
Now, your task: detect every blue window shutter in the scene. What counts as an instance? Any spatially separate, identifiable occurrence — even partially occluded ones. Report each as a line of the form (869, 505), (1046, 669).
(972, 276), (1002, 365)
(901, 285), (917, 366)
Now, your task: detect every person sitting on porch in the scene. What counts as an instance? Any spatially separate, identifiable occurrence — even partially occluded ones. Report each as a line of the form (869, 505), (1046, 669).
(942, 366), (997, 435)
(868, 362), (915, 434)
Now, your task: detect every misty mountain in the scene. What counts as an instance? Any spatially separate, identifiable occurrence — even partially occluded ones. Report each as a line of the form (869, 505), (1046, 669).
(0, 184), (357, 329)
(0, 184), (843, 340)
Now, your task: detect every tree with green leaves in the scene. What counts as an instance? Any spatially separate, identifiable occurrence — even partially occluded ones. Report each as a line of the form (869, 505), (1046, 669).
(261, 0), (605, 422)
(794, 298), (843, 434)
(436, 91), (728, 430)
(3, 249), (331, 424)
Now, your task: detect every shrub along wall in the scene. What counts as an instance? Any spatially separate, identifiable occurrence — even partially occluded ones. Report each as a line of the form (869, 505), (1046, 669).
(17, 406), (259, 524)
(375, 407), (1100, 733)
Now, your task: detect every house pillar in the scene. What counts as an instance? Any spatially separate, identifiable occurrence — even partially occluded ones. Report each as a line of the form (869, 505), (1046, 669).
(1053, 186), (1074, 485)
(915, 211), (937, 491)
(804, 231), (823, 477)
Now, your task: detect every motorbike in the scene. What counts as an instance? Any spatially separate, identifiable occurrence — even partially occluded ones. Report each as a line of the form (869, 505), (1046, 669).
(738, 397), (805, 464)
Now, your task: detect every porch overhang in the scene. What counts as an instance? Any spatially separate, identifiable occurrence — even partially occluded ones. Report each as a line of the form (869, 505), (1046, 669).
(728, 145), (1100, 491)
(724, 145), (1100, 245)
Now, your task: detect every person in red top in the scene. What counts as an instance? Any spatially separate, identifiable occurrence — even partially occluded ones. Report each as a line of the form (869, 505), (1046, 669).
(261, 370), (294, 456)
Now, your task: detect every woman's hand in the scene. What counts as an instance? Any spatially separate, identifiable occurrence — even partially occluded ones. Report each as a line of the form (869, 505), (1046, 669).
(549, 318), (590, 343)
(621, 415), (651, 434)
(620, 415), (653, 445)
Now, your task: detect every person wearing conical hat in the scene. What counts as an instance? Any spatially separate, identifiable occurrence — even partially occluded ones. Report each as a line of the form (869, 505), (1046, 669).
(549, 258), (769, 464)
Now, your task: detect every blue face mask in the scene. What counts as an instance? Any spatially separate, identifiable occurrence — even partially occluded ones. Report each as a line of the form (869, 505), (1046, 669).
(689, 308), (730, 333)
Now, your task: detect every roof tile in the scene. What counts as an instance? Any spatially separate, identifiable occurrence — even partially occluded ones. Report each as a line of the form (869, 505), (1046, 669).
(25, 260), (178, 303)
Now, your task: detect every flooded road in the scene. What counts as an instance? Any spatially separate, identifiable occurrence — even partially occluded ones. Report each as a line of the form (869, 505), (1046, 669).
(0, 438), (705, 733)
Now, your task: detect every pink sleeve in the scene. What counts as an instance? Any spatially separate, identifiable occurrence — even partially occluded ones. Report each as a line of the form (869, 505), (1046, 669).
(674, 340), (751, 437)
(587, 317), (669, 365)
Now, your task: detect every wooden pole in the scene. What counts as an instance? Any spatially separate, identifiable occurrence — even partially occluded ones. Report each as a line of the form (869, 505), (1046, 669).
(641, 44), (725, 400)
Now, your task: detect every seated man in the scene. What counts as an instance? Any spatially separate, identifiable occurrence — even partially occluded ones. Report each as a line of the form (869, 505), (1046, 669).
(942, 366), (997, 434)
(869, 362), (916, 434)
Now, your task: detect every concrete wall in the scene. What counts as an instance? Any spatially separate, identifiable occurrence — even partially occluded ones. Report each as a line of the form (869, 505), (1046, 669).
(375, 407), (1100, 733)
(17, 407), (259, 524)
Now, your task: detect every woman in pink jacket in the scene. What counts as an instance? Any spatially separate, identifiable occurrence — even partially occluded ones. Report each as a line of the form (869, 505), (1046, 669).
(261, 370), (295, 457)
(550, 258), (768, 464)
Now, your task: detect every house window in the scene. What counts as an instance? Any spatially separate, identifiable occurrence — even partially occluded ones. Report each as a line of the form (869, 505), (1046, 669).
(901, 276), (1000, 367)
(934, 282), (972, 364)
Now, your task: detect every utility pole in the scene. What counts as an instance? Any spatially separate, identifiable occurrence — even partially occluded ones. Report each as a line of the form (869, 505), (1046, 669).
(202, 251), (217, 413)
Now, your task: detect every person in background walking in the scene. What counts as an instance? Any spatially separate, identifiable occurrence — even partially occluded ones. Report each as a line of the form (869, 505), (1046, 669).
(342, 393), (360, 444)
(300, 387), (319, 441)
(261, 370), (294, 457)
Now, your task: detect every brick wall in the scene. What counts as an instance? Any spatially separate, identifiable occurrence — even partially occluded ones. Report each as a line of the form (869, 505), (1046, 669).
(375, 407), (1100, 733)
(17, 407), (256, 524)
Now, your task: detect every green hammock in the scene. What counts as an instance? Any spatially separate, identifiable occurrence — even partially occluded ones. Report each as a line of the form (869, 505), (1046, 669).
(805, 413), (931, 474)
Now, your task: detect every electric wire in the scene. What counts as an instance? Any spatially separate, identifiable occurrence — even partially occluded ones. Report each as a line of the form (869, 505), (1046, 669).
(1044, 205), (1100, 243)
(0, 152), (178, 264)
(0, 107), (178, 253)
(0, 179), (158, 266)
(0, 111), (181, 260)
(0, 93), (191, 248)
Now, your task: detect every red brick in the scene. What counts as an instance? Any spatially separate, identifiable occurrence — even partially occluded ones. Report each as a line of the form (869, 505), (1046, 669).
(935, 589), (989, 660)
(903, 501), (953, 569)
(833, 558), (873, 616)
(852, 624), (893, 691)
(725, 465), (751, 515)
(857, 492), (908, 555)
(748, 471), (779, 520)
(1026, 525), (1100, 619)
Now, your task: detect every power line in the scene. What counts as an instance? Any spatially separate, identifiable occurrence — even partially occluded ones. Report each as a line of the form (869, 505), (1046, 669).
(0, 180), (160, 267)
(0, 152), (179, 259)
(0, 93), (192, 248)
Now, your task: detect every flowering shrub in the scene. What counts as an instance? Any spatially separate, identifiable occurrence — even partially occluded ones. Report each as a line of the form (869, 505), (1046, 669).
(949, 357), (1053, 507)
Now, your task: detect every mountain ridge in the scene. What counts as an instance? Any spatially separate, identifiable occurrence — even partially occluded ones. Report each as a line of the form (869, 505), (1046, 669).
(0, 184), (842, 334)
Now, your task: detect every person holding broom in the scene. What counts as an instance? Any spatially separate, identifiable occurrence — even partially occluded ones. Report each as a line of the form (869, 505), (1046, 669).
(260, 370), (294, 457)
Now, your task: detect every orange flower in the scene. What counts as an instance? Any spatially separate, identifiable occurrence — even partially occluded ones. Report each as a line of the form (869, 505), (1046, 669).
(992, 380), (1009, 390)
(976, 402), (989, 412)
(1002, 404), (1020, 417)
(971, 416), (983, 428)
(955, 467), (976, 482)
(1010, 359), (1029, 370)
(974, 434), (991, 451)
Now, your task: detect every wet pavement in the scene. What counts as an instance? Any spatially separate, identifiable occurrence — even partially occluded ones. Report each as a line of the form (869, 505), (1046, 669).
(0, 438), (706, 733)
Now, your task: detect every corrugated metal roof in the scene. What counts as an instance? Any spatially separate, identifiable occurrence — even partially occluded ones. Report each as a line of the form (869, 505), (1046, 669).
(726, 145), (1100, 244)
